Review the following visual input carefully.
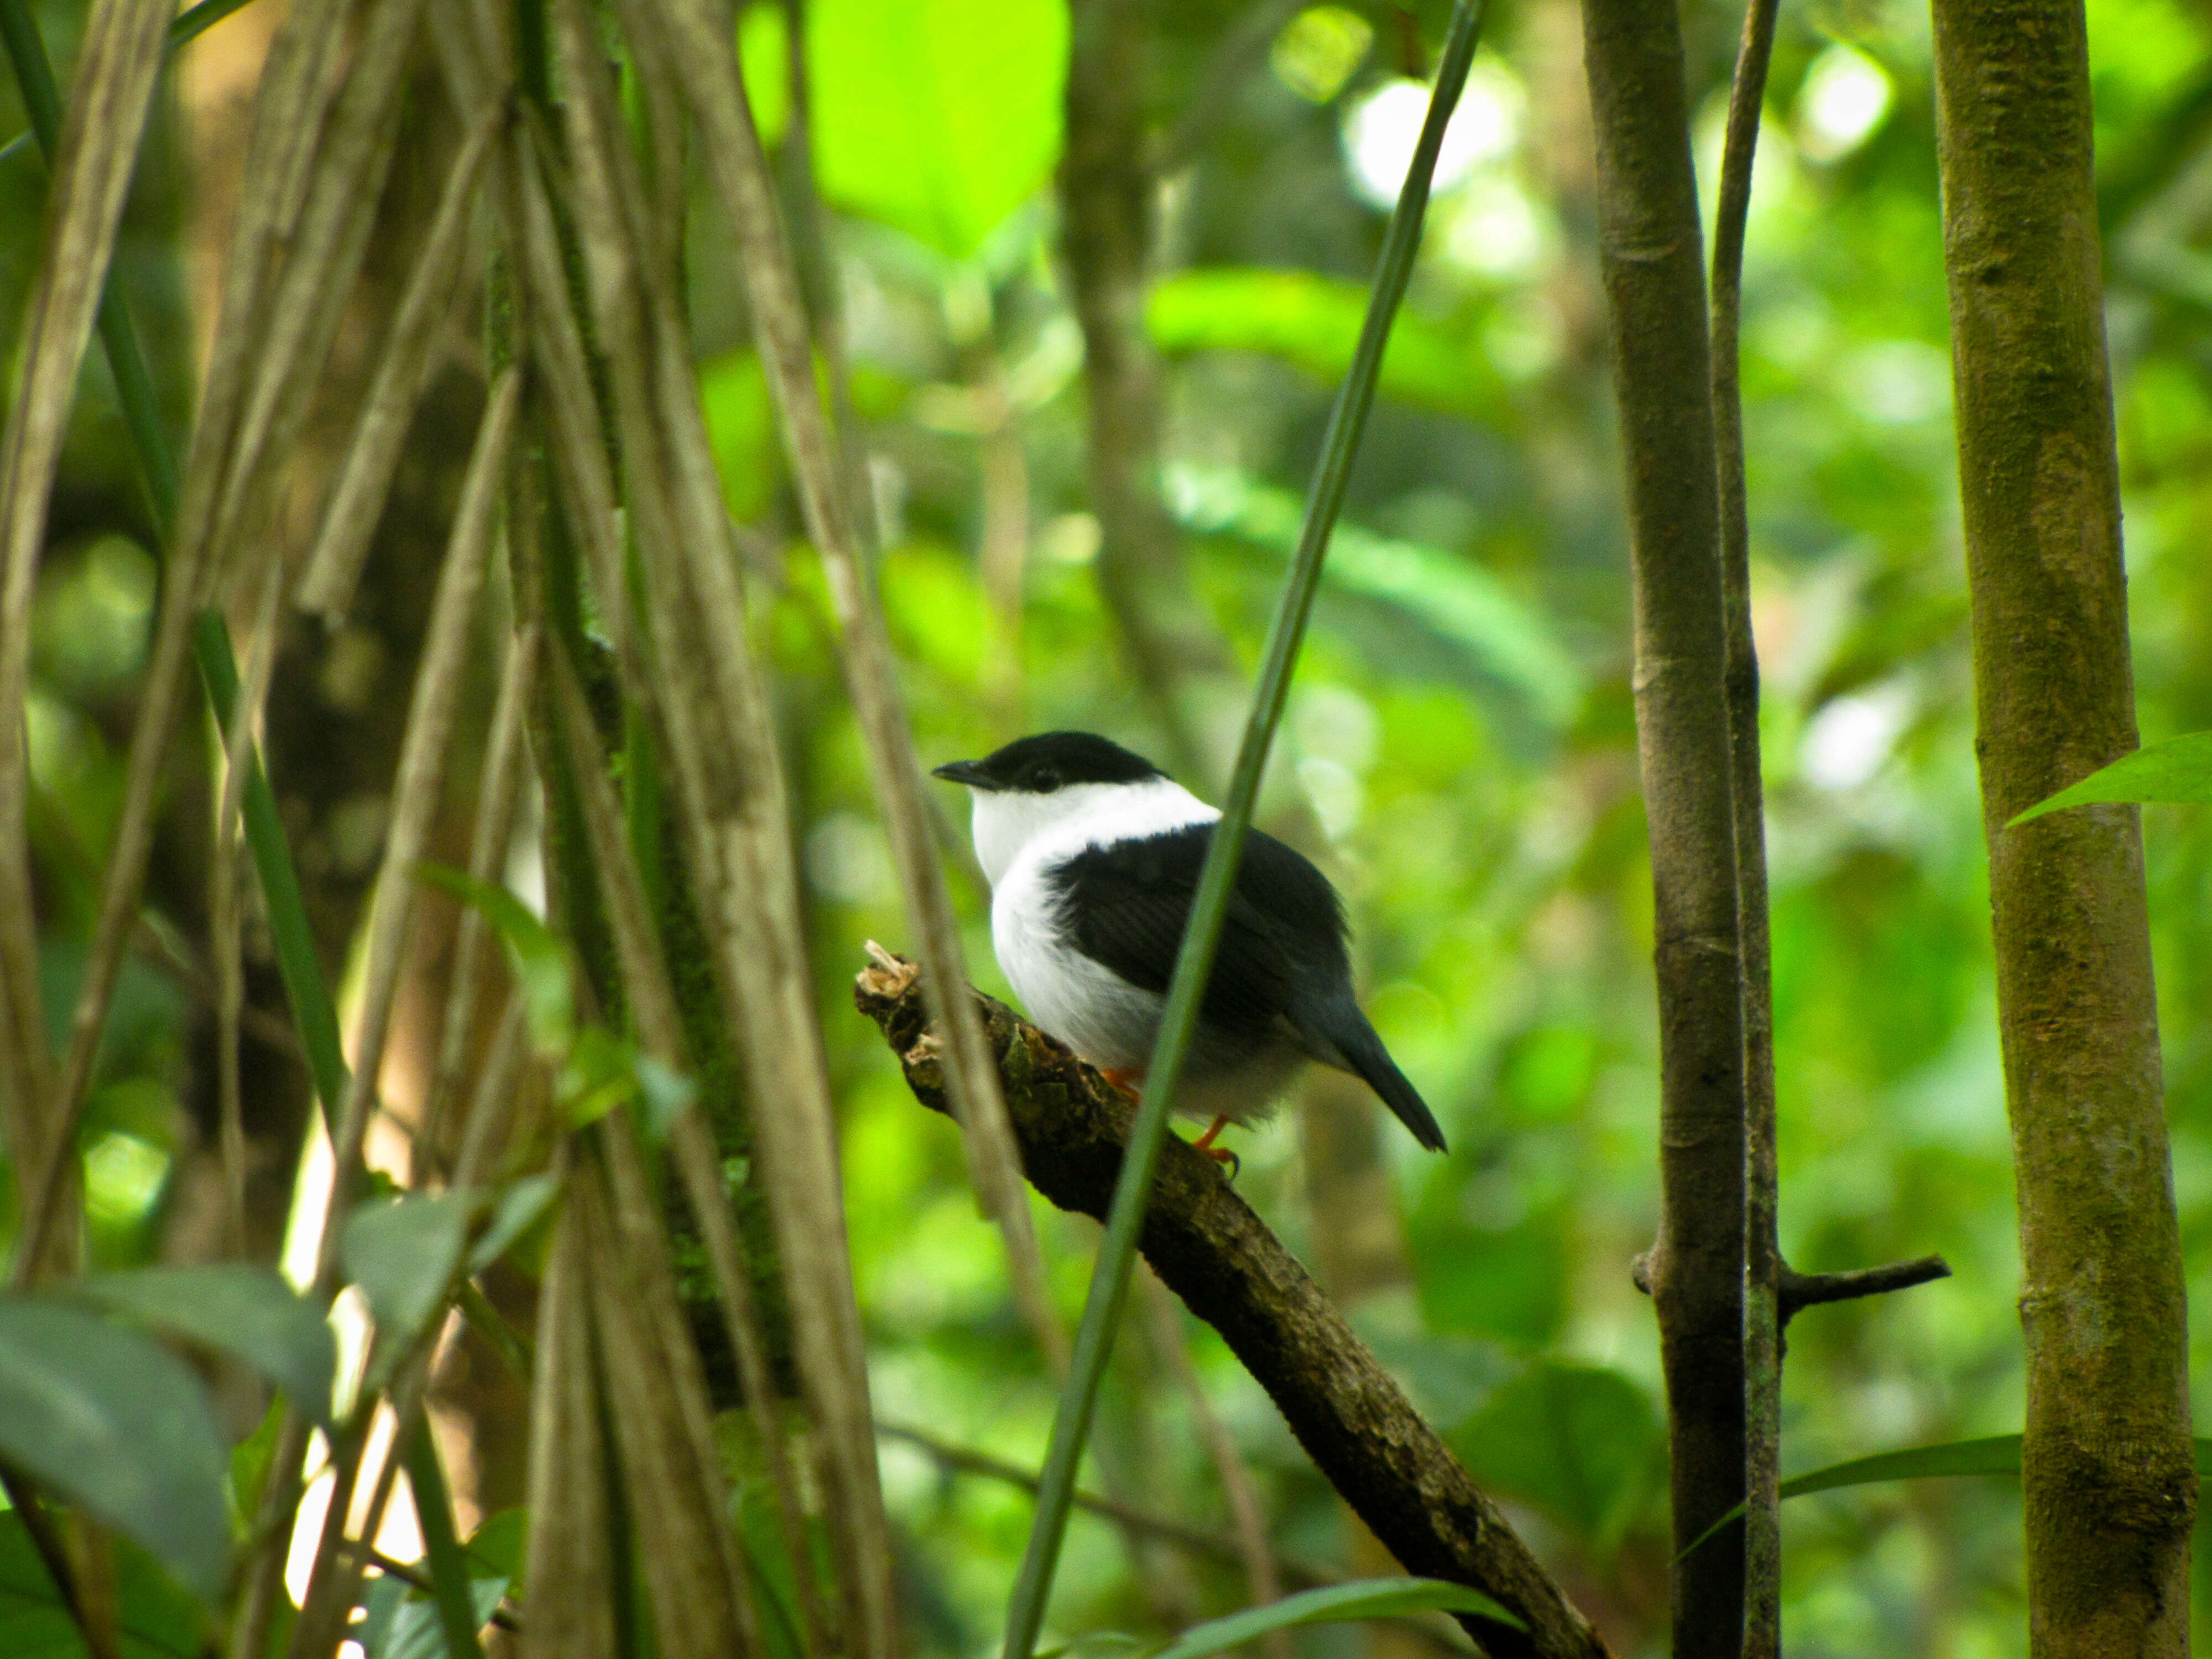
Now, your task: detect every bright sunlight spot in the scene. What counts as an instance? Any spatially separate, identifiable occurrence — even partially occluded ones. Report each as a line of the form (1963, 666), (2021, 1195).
(1796, 43), (1893, 163)
(1802, 684), (1914, 790)
(1341, 59), (1525, 208)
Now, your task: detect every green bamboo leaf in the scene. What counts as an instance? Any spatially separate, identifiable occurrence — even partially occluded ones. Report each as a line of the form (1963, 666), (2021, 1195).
(70, 1265), (336, 1425)
(0, 1300), (229, 1601)
(465, 1176), (562, 1277)
(342, 1192), (481, 1355)
(0, 1512), (205, 1658)
(2007, 729), (2212, 825)
(1143, 1579), (1523, 1659)
(415, 864), (576, 1051)
(1679, 1434), (2212, 1559)
(804, 0), (1067, 259)
(1147, 269), (1506, 421)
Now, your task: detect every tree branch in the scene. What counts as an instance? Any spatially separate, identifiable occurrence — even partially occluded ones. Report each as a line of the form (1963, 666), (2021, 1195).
(854, 951), (1613, 1659)
(1778, 1257), (1950, 1322)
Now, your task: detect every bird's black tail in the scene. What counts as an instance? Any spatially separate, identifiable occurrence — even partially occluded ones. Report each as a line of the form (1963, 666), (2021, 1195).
(1308, 997), (1447, 1152)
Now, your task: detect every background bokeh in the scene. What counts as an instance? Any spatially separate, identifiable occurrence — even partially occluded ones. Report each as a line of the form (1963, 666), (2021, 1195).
(8, 0), (2212, 1654)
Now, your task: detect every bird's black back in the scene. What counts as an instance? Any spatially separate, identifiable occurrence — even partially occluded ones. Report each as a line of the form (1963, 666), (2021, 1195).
(1048, 822), (1348, 1036)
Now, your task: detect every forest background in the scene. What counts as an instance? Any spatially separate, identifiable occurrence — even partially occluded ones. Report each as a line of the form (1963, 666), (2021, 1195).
(4, 0), (2209, 1655)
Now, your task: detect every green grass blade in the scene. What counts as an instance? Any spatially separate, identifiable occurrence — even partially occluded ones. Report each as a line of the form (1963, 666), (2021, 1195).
(1147, 1580), (1522, 1659)
(1673, 1432), (2212, 1561)
(3, 0), (349, 1123)
(402, 1415), (488, 1659)
(996, 6), (1489, 1657)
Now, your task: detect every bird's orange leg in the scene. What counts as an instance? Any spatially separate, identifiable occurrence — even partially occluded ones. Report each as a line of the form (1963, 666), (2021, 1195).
(1188, 1115), (1238, 1166)
(1100, 1067), (1144, 1102)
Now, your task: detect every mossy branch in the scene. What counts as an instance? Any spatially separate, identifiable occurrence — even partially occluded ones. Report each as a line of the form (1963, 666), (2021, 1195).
(853, 951), (1613, 1659)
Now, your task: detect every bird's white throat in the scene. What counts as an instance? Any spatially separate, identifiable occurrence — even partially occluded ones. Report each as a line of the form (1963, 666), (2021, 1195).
(968, 776), (1217, 888)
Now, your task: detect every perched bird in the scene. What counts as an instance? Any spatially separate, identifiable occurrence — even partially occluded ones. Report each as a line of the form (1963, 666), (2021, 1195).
(932, 731), (1446, 1156)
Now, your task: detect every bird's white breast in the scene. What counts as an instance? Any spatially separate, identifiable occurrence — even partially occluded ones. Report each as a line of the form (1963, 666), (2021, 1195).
(972, 779), (1218, 1070)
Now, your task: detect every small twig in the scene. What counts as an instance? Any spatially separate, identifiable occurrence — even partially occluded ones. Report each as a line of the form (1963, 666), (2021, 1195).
(339, 1543), (525, 1634)
(1780, 1256), (1950, 1322)
(878, 1421), (1341, 1591)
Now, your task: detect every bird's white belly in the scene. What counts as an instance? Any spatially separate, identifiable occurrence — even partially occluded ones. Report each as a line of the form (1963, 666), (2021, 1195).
(992, 862), (1160, 1072)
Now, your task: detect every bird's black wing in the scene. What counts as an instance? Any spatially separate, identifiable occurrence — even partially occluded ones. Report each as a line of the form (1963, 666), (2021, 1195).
(1050, 823), (1349, 1037)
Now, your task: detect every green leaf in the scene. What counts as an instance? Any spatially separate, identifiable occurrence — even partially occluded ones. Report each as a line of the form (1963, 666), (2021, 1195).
(0, 1512), (205, 1658)
(1166, 463), (1582, 725)
(631, 1052), (698, 1142)
(1147, 269), (1506, 421)
(342, 1192), (480, 1355)
(414, 865), (575, 1051)
(71, 1265), (335, 1424)
(463, 1509), (528, 1593)
(806, 0), (1068, 260)
(738, 2), (790, 147)
(0, 1300), (229, 1601)
(2008, 729), (2212, 824)
(1140, 1579), (1524, 1659)
(1451, 1361), (1665, 1546)
(700, 350), (780, 523)
(1680, 1433), (2153, 1559)
(465, 1176), (561, 1277)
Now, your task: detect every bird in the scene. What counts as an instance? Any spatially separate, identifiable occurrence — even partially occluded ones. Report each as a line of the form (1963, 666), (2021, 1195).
(932, 731), (1446, 1158)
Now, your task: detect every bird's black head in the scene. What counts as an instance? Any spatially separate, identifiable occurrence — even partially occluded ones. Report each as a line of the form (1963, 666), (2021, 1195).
(932, 731), (1166, 795)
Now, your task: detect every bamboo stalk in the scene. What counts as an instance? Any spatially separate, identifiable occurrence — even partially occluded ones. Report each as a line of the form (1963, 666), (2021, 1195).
(1932, 0), (2195, 1647)
(1704, 1), (1780, 1650)
(652, 0), (1062, 1392)
(298, 105), (501, 619)
(1576, 3), (1748, 1652)
(0, 0), (173, 1254)
(310, 369), (519, 1289)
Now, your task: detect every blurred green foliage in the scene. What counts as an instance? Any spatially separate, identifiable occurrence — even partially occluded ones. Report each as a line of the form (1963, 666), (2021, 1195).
(11, 0), (2212, 1653)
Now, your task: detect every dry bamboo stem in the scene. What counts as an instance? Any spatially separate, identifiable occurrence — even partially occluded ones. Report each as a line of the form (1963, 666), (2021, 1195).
(652, 0), (1061, 1383)
(0, 0), (175, 1240)
(311, 369), (518, 1291)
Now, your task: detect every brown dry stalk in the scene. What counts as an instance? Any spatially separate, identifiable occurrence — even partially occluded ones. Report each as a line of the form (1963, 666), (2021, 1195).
(857, 955), (1612, 1659)
(213, 552), (291, 1256)
(312, 368), (518, 1289)
(650, 0), (1060, 1381)
(1932, 0), (2195, 1647)
(534, 9), (901, 1649)
(421, 622), (540, 1170)
(298, 102), (501, 619)
(519, 1168), (620, 1659)
(548, 653), (832, 1659)
(0, 0), (173, 1214)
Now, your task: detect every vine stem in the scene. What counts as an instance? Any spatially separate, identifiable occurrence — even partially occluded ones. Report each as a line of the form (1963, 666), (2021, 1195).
(997, 7), (1487, 1655)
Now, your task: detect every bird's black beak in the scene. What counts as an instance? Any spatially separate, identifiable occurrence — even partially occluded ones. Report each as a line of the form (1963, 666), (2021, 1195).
(931, 759), (998, 790)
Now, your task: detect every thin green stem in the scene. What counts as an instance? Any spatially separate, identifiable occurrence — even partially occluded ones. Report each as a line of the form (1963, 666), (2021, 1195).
(996, 6), (1486, 1656)
(0, 0), (349, 1122)
(403, 1416), (489, 1659)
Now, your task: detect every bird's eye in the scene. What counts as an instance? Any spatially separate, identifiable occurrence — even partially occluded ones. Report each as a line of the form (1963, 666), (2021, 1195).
(1032, 768), (1062, 793)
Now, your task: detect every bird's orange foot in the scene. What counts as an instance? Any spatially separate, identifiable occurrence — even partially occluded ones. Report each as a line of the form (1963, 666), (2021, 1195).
(1100, 1067), (1144, 1102)
(1189, 1114), (1239, 1173)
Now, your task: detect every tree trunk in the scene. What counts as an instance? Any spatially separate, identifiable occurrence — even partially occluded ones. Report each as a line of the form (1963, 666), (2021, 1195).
(1575, 2), (1748, 1654)
(1930, 2), (2197, 1651)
